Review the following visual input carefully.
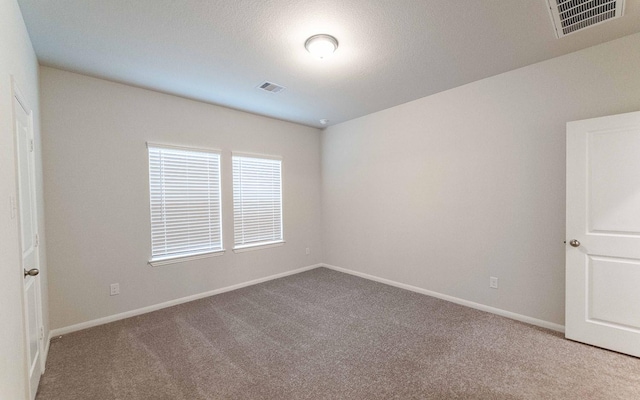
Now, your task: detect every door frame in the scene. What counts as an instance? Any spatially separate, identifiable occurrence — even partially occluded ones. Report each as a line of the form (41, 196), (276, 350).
(12, 76), (45, 399)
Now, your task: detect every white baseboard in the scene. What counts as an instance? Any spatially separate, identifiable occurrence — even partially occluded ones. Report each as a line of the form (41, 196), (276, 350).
(322, 263), (565, 333)
(50, 264), (323, 337)
(48, 262), (564, 338)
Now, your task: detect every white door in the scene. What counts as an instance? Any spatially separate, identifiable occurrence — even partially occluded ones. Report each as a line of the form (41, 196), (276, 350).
(566, 110), (640, 357)
(14, 88), (43, 399)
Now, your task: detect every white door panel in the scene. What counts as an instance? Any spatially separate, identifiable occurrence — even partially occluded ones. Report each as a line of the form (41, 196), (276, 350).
(588, 256), (640, 329)
(588, 128), (640, 234)
(566, 110), (640, 357)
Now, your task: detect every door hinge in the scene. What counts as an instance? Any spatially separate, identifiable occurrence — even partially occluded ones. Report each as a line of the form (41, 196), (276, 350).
(35, 233), (39, 247)
(10, 195), (17, 219)
(29, 139), (34, 152)
(39, 326), (44, 340)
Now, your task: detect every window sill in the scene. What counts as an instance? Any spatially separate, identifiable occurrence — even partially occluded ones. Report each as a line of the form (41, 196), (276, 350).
(148, 249), (225, 267)
(233, 241), (285, 253)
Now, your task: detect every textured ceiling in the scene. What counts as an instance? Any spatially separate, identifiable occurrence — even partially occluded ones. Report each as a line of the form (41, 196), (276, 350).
(17, 0), (640, 128)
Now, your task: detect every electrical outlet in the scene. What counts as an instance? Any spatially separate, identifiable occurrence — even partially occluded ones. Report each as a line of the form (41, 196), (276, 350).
(305, 247), (310, 255)
(110, 283), (120, 296)
(489, 277), (498, 289)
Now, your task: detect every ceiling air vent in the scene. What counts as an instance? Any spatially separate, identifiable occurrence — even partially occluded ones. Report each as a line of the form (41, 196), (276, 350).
(257, 81), (285, 94)
(546, 0), (625, 38)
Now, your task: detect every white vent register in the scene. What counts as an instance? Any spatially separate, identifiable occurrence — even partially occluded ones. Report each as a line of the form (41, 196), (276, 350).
(257, 81), (285, 94)
(546, 0), (625, 38)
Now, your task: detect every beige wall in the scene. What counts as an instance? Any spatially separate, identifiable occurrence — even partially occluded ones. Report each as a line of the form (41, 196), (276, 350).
(0, 0), (48, 398)
(322, 33), (640, 326)
(41, 67), (323, 330)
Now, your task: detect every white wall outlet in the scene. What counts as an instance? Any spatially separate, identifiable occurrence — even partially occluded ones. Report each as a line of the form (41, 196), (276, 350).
(110, 283), (120, 296)
(305, 247), (310, 255)
(489, 277), (498, 289)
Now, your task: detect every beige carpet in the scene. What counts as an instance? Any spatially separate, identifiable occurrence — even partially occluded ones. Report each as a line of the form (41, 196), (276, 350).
(37, 267), (640, 399)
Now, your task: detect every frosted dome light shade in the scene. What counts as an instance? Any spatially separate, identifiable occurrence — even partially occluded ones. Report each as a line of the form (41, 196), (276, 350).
(305, 34), (338, 59)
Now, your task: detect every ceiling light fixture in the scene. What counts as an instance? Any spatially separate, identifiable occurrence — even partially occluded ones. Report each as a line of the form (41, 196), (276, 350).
(305, 34), (338, 59)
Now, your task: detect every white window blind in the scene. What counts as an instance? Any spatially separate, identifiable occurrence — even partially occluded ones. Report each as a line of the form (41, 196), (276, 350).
(232, 154), (283, 249)
(148, 144), (223, 263)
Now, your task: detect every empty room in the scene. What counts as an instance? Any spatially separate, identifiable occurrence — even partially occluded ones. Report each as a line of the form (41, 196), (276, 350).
(3, 0), (640, 399)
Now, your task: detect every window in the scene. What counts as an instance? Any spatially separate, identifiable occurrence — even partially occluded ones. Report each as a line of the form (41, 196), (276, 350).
(148, 144), (223, 265)
(232, 153), (283, 250)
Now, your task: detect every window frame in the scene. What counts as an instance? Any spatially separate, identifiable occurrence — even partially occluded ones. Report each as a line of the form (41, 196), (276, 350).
(147, 142), (225, 266)
(232, 152), (284, 252)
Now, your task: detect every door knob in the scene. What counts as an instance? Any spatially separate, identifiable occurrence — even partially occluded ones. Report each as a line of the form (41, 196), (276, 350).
(569, 239), (580, 248)
(24, 268), (39, 277)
